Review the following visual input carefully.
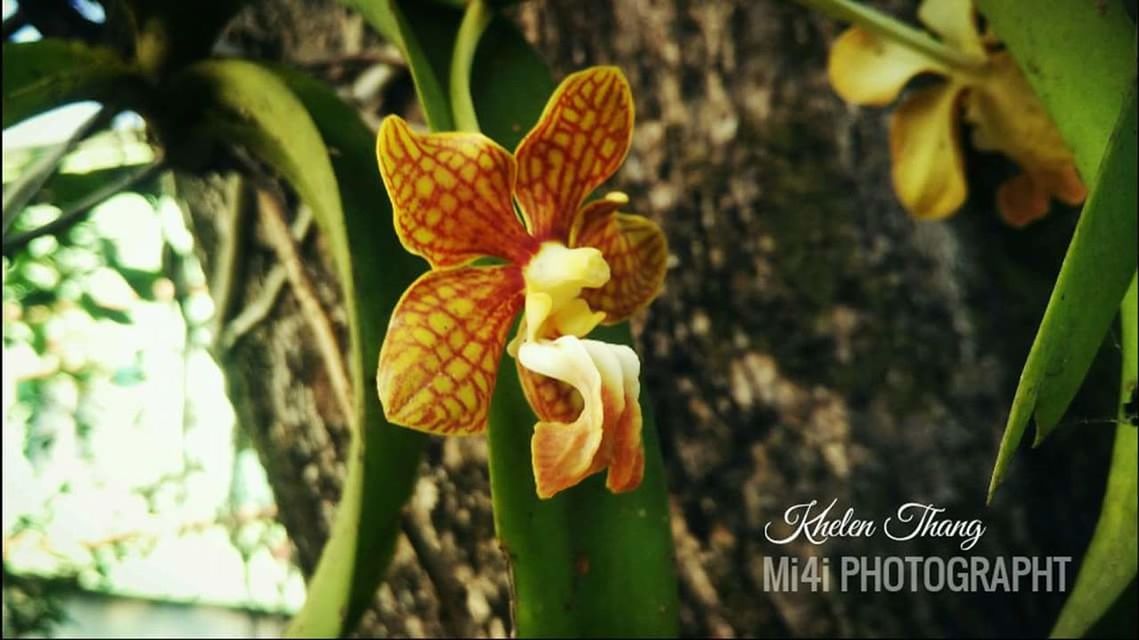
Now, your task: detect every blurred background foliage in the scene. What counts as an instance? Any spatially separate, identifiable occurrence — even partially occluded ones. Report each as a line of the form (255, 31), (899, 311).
(3, 91), (305, 635)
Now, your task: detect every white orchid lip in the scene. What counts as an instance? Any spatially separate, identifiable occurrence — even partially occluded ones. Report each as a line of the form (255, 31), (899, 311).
(518, 335), (644, 498)
(513, 242), (646, 498)
(521, 241), (610, 342)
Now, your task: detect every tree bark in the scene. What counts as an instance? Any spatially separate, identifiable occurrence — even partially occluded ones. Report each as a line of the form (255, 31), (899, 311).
(180, 1), (1121, 637)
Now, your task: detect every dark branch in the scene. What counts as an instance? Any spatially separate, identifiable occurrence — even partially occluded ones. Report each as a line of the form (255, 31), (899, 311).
(3, 160), (166, 256)
(2, 105), (115, 234)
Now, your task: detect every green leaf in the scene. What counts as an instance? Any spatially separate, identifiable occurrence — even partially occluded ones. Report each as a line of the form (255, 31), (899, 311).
(113, 265), (164, 301)
(339, 0), (461, 130)
(975, 0), (1136, 183)
(470, 15), (679, 637)
(489, 325), (679, 637)
(172, 59), (424, 636)
(988, 82), (1138, 498)
(1052, 275), (1138, 638)
(979, 1), (1139, 497)
(346, 2), (679, 633)
(2, 40), (138, 129)
(37, 165), (162, 212)
(270, 64), (430, 636)
(469, 17), (555, 149)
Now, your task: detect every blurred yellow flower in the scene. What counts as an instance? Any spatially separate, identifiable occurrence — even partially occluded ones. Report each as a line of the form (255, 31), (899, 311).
(828, 0), (1086, 226)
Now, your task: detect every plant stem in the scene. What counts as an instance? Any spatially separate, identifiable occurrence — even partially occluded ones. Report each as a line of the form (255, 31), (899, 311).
(796, 0), (988, 71)
(207, 174), (253, 352)
(256, 186), (354, 422)
(217, 206), (312, 353)
(450, 0), (492, 133)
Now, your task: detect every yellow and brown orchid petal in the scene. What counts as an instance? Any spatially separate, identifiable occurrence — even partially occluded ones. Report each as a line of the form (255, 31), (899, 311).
(996, 165), (1086, 228)
(377, 116), (536, 268)
(517, 336), (644, 498)
(514, 66), (635, 241)
(889, 83), (968, 219)
(996, 171), (1050, 228)
(518, 336), (607, 498)
(571, 193), (668, 324)
(597, 343), (644, 493)
(516, 340), (640, 489)
(828, 27), (950, 107)
(517, 359), (583, 425)
(963, 53), (1085, 201)
(378, 265), (524, 435)
(916, 0), (985, 58)
(1043, 164), (1088, 207)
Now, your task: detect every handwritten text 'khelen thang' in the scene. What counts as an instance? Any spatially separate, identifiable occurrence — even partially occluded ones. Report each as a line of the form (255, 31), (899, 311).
(764, 500), (987, 551)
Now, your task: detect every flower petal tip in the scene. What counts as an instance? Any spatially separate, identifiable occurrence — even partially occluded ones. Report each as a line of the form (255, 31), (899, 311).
(514, 65), (636, 240)
(531, 420), (603, 499)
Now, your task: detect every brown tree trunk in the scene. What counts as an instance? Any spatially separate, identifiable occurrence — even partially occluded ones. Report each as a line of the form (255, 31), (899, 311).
(518, 2), (1118, 637)
(182, 1), (1119, 637)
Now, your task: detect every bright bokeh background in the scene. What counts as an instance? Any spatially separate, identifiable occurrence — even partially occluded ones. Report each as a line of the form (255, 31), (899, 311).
(2, 4), (307, 632)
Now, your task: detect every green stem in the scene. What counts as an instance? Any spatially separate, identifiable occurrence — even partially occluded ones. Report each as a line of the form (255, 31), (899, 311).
(796, 0), (988, 71)
(1051, 275), (1138, 637)
(449, 0), (491, 133)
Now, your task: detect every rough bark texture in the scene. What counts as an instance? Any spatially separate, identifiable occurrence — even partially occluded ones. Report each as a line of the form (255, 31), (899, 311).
(179, 1), (1122, 637)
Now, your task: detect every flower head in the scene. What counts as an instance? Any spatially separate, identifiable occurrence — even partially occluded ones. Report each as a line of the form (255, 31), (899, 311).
(828, 0), (1086, 226)
(374, 66), (667, 499)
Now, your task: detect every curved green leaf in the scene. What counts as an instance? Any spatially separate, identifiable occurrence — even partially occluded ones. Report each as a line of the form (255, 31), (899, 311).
(471, 16), (679, 637)
(270, 65), (430, 636)
(171, 59), (424, 636)
(975, 0), (1135, 183)
(345, 3), (679, 633)
(487, 325), (678, 638)
(468, 16), (555, 149)
(1052, 275), (1138, 638)
(339, 0), (460, 130)
(979, 1), (1139, 497)
(2, 40), (139, 128)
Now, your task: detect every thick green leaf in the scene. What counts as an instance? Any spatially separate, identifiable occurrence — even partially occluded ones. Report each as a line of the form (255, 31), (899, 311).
(339, 0), (461, 130)
(471, 16), (679, 637)
(2, 40), (138, 128)
(469, 17), (555, 149)
(976, 0), (1135, 183)
(979, 1), (1139, 497)
(487, 325), (678, 638)
(1052, 275), (1138, 638)
(172, 59), (422, 636)
(270, 65), (430, 635)
(345, 3), (679, 633)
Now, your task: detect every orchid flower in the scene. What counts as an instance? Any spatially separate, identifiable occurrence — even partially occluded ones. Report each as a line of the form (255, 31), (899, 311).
(374, 66), (667, 499)
(828, 0), (1086, 226)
